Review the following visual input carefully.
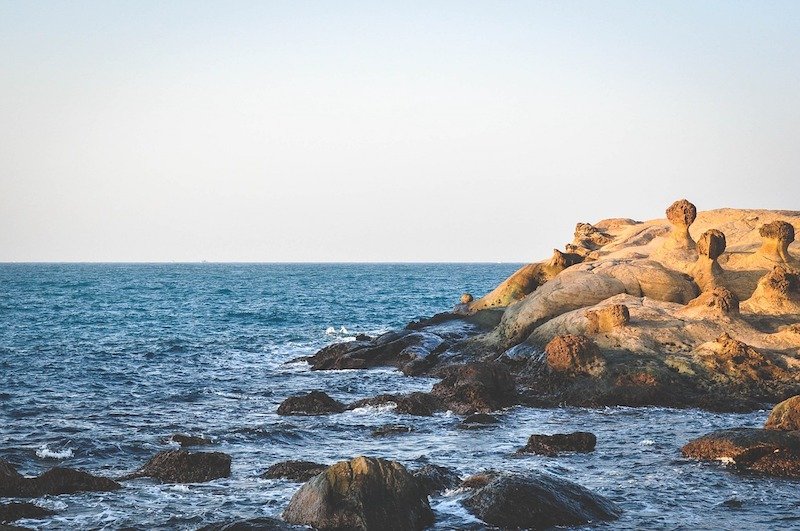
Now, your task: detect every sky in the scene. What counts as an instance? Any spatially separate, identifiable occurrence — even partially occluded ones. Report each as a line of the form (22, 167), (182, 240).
(1, 1), (799, 262)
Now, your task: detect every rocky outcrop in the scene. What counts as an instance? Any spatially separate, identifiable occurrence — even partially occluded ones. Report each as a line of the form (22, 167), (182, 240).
(741, 266), (800, 314)
(682, 428), (800, 477)
(282, 456), (434, 531)
(0, 503), (54, 523)
(277, 391), (346, 416)
(0, 459), (121, 497)
(430, 362), (516, 414)
(517, 432), (597, 456)
(544, 335), (606, 376)
(411, 464), (461, 495)
(122, 450), (231, 483)
(461, 472), (620, 530)
(764, 395), (800, 431)
(691, 229), (726, 292)
(757, 220), (796, 264)
(261, 461), (328, 482)
(585, 304), (629, 334)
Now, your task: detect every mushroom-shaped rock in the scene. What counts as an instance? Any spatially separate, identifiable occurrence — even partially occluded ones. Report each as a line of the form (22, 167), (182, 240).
(430, 362), (516, 414)
(765, 396), (800, 431)
(652, 199), (699, 268)
(757, 220), (796, 264)
(261, 461), (329, 482)
(461, 472), (620, 530)
(585, 304), (629, 334)
(544, 335), (606, 376)
(691, 229), (727, 292)
(680, 286), (739, 318)
(282, 456), (434, 531)
(517, 432), (597, 456)
(277, 391), (346, 416)
(666, 198), (697, 228)
(412, 464), (461, 495)
(697, 229), (726, 260)
(123, 450), (231, 483)
(741, 265), (800, 315)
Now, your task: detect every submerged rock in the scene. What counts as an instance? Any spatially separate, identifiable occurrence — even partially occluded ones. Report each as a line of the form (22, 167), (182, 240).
(462, 472), (620, 530)
(461, 413), (500, 425)
(261, 461), (328, 482)
(277, 391), (346, 416)
(411, 464), (461, 495)
(122, 450), (231, 483)
(0, 459), (121, 497)
(349, 392), (441, 416)
(517, 432), (597, 456)
(167, 433), (213, 447)
(371, 424), (413, 437)
(282, 456), (434, 530)
(0, 503), (55, 523)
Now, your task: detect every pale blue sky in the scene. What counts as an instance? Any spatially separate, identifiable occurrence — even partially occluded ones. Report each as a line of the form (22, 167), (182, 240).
(1, 1), (799, 261)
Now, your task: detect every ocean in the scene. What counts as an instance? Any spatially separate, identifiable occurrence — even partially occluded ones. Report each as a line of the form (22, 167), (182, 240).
(1, 263), (798, 529)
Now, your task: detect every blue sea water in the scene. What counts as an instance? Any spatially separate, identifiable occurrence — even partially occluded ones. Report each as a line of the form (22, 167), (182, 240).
(1, 263), (799, 530)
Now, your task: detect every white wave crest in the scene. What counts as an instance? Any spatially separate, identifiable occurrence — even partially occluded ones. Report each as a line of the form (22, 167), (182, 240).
(36, 444), (74, 459)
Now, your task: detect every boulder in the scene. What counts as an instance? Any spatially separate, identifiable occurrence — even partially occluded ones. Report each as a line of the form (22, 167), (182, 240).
(167, 433), (213, 447)
(261, 461), (328, 482)
(349, 392), (442, 416)
(765, 395), (800, 431)
(411, 464), (461, 495)
(282, 456), (434, 530)
(277, 391), (346, 416)
(0, 459), (121, 497)
(0, 503), (54, 523)
(122, 450), (231, 483)
(517, 432), (597, 456)
(430, 362), (516, 414)
(741, 266), (800, 314)
(681, 286), (739, 318)
(584, 304), (629, 334)
(544, 335), (606, 376)
(461, 472), (620, 530)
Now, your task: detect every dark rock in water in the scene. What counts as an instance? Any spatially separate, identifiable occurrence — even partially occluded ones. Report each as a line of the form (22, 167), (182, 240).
(199, 517), (310, 530)
(682, 428), (800, 478)
(355, 334), (371, 342)
(0, 459), (121, 497)
(349, 392), (442, 416)
(277, 391), (346, 416)
(282, 456), (434, 531)
(261, 461), (328, 482)
(722, 498), (744, 509)
(460, 472), (498, 489)
(517, 432), (597, 456)
(167, 433), (213, 447)
(462, 413), (499, 425)
(462, 472), (620, 530)
(122, 450), (231, 483)
(372, 424), (413, 437)
(412, 464), (461, 495)
(431, 362), (516, 414)
(0, 502), (55, 523)
(0, 525), (33, 531)
(765, 395), (800, 431)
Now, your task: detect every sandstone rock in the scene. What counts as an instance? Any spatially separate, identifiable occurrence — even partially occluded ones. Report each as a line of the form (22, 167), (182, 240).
(697, 228), (727, 260)
(741, 265), (800, 314)
(585, 304), (629, 334)
(261, 461), (328, 482)
(0, 503), (54, 523)
(461, 472), (620, 530)
(681, 287), (740, 318)
(0, 459), (121, 497)
(411, 464), (461, 495)
(517, 432), (597, 456)
(277, 391), (346, 416)
(692, 334), (787, 384)
(544, 335), (605, 376)
(691, 229), (727, 292)
(123, 450), (231, 483)
(430, 362), (516, 414)
(460, 293), (473, 304)
(349, 392), (442, 416)
(573, 223), (612, 250)
(666, 198), (697, 228)
(765, 395), (800, 431)
(757, 220), (796, 264)
(282, 456), (434, 530)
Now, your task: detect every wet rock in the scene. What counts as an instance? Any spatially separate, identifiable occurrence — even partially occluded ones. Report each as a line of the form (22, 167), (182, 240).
(584, 304), (629, 334)
(372, 424), (413, 437)
(261, 461), (328, 482)
(199, 517), (310, 530)
(461, 413), (499, 425)
(430, 362), (516, 414)
(282, 456), (434, 530)
(0, 503), (55, 523)
(122, 450), (231, 483)
(460, 472), (497, 489)
(721, 498), (743, 509)
(765, 395), (800, 431)
(0, 459), (121, 497)
(544, 334), (606, 376)
(277, 391), (346, 416)
(461, 472), (620, 530)
(167, 433), (213, 447)
(517, 432), (597, 456)
(349, 392), (442, 416)
(412, 464), (461, 495)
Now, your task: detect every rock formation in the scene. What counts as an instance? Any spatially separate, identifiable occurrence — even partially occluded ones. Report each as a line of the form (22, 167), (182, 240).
(122, 450), (231, 483)
(277, 391), (346, 416)
(411, 464), (461, 495)
(517, 432), (597, 456)
(261, 461), (329, 482)
(0, 460), (121, 497)
(764, 395), (800, 431)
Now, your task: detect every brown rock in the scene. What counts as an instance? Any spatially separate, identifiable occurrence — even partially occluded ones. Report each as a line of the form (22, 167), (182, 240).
(430, 363), (516, 414)
(573, 223), (612, 250)
(460, 293), (474, 304)
(741, 266), (800, 314)
(765, 395), (800, 431)
(282, 456), (434, 530)
(758, 220), (795, 263)
(695, 333), (787, 383)
(0, 460), (121, 498)
(544, 335), (606, 376)
(123, 450), (231, 483)
(666, 199), (697, 227)
(277, 391), (346, 416)
(261, 461), (328, 482)
(684, 287), (740, 316)
(585, 304), (629, 334)
(517, 432), (597, 456)
(697, 229), (726, 260)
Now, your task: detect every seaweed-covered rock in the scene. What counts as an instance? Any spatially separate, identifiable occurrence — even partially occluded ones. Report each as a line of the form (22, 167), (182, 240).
(261, 461), (328, 482)
(122, 450), (231, 483)
(277, 391), (346, 416)
(283, 456), (434, 530)
(517, 432), (597, 456)
(462, 472), (620, 529)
